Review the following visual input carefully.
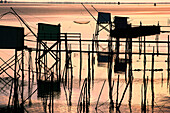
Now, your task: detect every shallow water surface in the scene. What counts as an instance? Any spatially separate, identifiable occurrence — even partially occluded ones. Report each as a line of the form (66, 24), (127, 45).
(0, 3), (170, 112)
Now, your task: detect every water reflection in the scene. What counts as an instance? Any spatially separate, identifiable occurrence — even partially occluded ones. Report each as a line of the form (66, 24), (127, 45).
(37, 80), (60, 98)
(1, 3), (170, 113)
(37, 79), (61, 113)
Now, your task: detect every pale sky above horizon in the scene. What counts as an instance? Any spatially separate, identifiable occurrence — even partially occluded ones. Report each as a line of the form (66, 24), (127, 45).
(7, 0), (170, 2)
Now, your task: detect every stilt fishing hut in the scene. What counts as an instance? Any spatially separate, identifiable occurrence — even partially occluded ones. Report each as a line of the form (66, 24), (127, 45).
(110, 16), (161, 72)
(95, 12), (112, 63)
(36, 23), (61, 97)
(0, 25), (25, 112)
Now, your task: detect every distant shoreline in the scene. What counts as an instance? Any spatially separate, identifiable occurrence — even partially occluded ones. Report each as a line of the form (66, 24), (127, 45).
(2, 2), (170, 5)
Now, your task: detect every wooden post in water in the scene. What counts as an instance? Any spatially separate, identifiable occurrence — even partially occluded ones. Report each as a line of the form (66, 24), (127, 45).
(8, 80), (13, 109)
(156, 34), (159, 56)
(95, 80), (106, 110)
(14, 49), (19, 113)
(169, 83), (170, 94)
(86, 80), (89, 113)
(140, 36), (142, 57)
(21, 49), (24, 112)
(69, 45), (73, 106)
(139, 36), (141, 59)
(44, 42), (47, 80)
(151, 47), (155, 111)
(107, 34), (114, 108)
(125, 38), (128, 82)
(49, 75), (52, 113)
(79, 35), (82, 85)
(128, 37), (133, 112)
(116, 37), (120, 62)
(67, 45), (70, 90)
(56, 42), (59, 80)
(36, 40), (39, 81)
(77, 78), (87, 112)
(88, 44), (91, 105)
(38, 43), (41, 80)
(162, 73), (163, 87)
(65, 33), (68, 86)
(116, 75), (120, 109)
(168, 35), (169, 83)
(141, 84), (143, 112)
(139, 36), (140, 55)
(143, 36), (147, 113)
(140, 36), (142, 55)
(92, 36), (94, 87)
(28, 49), (32, 106)
(108, 50), (114, 107)
(59, 37), (61, 82)
(83, 85), (85, 112)
(118, 80), (130, 108)
(51, 72), (54, 113)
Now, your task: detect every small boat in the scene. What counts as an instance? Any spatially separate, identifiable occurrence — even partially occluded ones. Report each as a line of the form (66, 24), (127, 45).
(73, 21), (90, 24)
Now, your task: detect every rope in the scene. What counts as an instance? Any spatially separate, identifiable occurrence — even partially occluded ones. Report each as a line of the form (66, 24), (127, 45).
(0, 11), (23, 26)
(14, 9), (38, 30)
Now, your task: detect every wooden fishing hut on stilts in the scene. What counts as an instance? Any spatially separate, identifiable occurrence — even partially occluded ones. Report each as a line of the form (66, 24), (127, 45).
(0, 25), (25, 112)
(36, 23), (61, 98)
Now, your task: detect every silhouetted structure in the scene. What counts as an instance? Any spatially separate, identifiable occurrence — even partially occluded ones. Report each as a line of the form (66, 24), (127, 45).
(0, 5), (170, 113)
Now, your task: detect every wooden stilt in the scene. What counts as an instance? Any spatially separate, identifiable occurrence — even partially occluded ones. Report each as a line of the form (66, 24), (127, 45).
(116, 75), (120, 109)
(151, 47), (155, 111)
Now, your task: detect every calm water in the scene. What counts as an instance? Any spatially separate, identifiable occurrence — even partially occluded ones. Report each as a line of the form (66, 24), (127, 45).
(0, 3), (170, 112)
